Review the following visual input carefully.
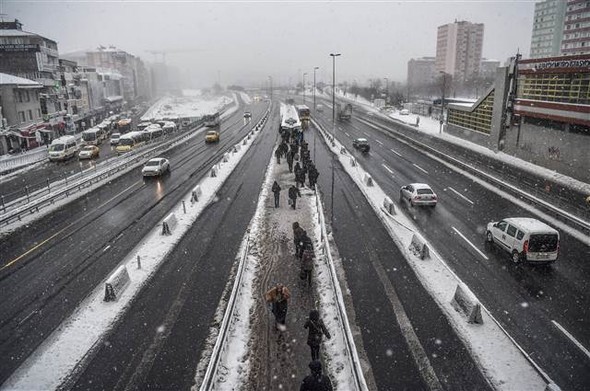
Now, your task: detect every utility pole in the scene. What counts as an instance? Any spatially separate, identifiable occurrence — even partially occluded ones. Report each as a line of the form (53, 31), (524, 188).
(303, 72), (308, 104)
(329, 53), (341, 227)
(313, 66), (319, 110)
(439, 72), (448, 134)
(268, 76), (272, 101)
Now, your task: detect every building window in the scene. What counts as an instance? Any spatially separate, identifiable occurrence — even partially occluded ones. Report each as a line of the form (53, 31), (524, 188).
(27, 110), (33, 120)
(18, 111), (25, 123)
(36, 109), (41, 118)
(18, 91), (23, 103)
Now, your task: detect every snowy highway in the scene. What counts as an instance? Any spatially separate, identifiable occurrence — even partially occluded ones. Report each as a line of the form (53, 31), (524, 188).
(0, 97), (267, 386)
(311, 96), (590, 391)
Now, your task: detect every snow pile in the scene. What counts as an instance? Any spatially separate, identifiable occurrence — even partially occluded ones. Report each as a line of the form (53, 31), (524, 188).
(3, 107), (270, 390)
(239, 91), (252, 105)
(141, 91), (233, 122)
(312, 118), (548, 391)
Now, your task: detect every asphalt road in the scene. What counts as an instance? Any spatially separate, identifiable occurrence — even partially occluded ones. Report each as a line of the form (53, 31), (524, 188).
(69, 105), (280, 390)
(311, 100), (590, 390)
(0, 99), (266, 386)
(305, 122), (493, 391)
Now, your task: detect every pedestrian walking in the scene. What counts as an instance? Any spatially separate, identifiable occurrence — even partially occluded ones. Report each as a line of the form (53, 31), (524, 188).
(301, 245), (314, 287)
(272, 181), (281, 208)
(287, 150), (294, 173)
(288, 185), (301, 209)
(275, 147), (282, 164)
(265, 284), (291, 330)
(296, 168), (306, 188)
(298, 230), (312, 259)
(308, 164), (319, 188)
(293, 222), (305, 255)
(300, 360), (333, 391)
(304, 309), (331, 361)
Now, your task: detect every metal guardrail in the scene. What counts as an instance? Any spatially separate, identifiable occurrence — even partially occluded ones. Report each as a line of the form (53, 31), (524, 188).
(0, 119), (212, 227)
(314, 185), (369, 391)
(0, 148), (49, 173)
(196, 109), (272, 390)
(357, 116), (590, 234)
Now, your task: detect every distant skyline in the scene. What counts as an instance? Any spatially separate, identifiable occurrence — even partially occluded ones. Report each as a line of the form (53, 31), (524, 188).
(2, 0), (536, 87)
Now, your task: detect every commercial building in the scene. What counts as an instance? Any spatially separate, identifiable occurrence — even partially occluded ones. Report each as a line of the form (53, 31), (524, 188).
(436, 20), (484, 83)
(445, 53), (589, 182)
(529, 0), (567, 59)
(480, 58), (501, 80)
(561, 0), (590, 55)
(407, 57), (436, 87)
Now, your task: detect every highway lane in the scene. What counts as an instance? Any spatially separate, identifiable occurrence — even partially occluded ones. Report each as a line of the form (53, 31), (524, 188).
(307, 125), (493, 390)
(312, 107), (590, 390)
(0, 100), (266, 385)
(69, 105), (279, 390)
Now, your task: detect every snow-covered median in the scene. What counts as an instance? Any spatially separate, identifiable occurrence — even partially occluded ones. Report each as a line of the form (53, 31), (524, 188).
(3, 108), (270, 391)
(141, 90), (233, 122)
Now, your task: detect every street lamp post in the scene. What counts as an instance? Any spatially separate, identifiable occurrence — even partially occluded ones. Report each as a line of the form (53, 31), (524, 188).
(439, 72), (448, 134)
(303, 72), (308, 104)
(384, 77), (388, 104)
(268, 76), (272, 101)
(313, 66), (319, 110)
(329, 53), (341, 226)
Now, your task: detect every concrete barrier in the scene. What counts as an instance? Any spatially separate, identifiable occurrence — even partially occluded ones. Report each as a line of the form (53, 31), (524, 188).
(211, 166), (218, 178)
(340, 147), (347, 154)
(350, 157), (357, 167)
(234, 144), (241, 152)
(409, 233), (429, 259)
(104, 265), (131, 302)
(383, 196), (395, 215)
(363, 173), (373, 187)
(162, 212), (178, 235)
(191, 185), (202, 203)
(242, 138), (247, 145)
(451, 284), (483, 324)
(222, 152), (230, 162)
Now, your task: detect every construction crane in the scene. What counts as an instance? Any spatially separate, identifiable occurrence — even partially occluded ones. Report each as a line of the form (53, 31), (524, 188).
(145, 48), (203, 64)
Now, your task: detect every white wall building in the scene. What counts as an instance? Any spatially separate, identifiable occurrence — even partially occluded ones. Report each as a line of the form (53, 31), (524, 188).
(436, 20), (484, 82)
(529, 0), (567, 59)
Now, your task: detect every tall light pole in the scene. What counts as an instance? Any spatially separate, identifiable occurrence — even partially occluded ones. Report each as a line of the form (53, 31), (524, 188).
(329, 53), (341, 226)
(384, 77), (389, 104)
(303, 72), (308, 104)
(268, 76), (272, 101)
(439, 72), (448, 134)
(313, 66), (319, 110)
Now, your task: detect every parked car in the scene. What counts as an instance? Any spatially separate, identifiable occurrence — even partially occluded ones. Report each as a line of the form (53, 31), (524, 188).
(110, 133), (121, 145)
(352, 138), (370, 153)
(400, 109), (410, 115)
(486, 217), (559, 264)
(243, 111), (252, 119)
(399, 183), (437, 207)
(142, 157), (170, 177)
(78, 145), (100, 160)
(205, 130), (220, 143)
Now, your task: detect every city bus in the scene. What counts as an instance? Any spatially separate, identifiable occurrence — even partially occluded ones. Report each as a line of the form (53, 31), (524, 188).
(279, 104), (302, 134)
(296, 105), (311, 121)
(115, 131), (149, 154)
(145, 124), (163, 140)
(117, 118), (133, 134)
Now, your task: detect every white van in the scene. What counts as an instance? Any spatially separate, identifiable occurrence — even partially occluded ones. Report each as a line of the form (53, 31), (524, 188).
(48, 135), (78, 162)
(486, 217), (559, 264)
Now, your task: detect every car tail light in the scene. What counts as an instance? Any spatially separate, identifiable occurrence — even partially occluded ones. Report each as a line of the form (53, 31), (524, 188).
(432, 195), (437, 200)
(523, 240), (529, 254)
(415, 196), (422, 200)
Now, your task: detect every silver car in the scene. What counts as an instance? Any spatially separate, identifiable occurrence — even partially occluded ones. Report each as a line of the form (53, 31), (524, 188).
(400, 183), (437, 207)
(142, 157), (170, 177)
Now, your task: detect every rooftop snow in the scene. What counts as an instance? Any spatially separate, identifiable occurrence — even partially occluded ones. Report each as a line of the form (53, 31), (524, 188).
(0, 73), (42, 86)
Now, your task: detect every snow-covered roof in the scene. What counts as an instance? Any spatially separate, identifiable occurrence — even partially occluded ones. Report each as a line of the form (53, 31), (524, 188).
(0, 29), (36, 37)
(0, 73), (42, 87)
(502, 218), (558, 233)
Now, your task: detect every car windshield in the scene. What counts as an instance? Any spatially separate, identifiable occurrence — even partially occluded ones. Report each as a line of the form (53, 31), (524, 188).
(3, 3), (587, 391)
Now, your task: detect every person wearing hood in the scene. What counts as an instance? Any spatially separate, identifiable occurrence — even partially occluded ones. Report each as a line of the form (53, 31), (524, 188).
(265, 284), (291, 330)
(304, 309), (331, 361)
(271, 181), (281, 208)
(288, 185), (301, 209)
(300, 360), (333, 391)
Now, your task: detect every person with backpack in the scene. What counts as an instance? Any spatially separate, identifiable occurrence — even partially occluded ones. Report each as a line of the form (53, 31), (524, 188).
(298, 230), (313, 260)
(265, 284), (291, 330)
(304, 310), (331, 361)
(293, 222), (305, 255)
(301, 245), (315, 287)
(288, 185), (301, 209)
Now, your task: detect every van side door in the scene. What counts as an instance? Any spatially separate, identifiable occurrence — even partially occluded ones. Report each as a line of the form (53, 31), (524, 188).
(493, 220), (509, 250)
(504, 224), (519, 252)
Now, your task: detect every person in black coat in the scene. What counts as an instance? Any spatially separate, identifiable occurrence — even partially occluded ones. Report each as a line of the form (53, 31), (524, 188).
(298, 230), (312, 259)
(300, 360), (333, 391)
(293, 222), (305, 255)
(272, 181), (281, 208)
(308, 164), (319, 188)
(275, 147), (282, 164)
(288, 185), (301, 209)
(304, 309), (331, 361)
(286, 150), (295, 173)
(295, 168), (306, 188)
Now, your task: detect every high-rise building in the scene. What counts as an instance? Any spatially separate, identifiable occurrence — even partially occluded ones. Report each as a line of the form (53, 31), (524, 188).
(561, 0), (590, 55)
(529, 0), (567, 59)
(436, 20), (484, 83)
(407, 57), (436, 87)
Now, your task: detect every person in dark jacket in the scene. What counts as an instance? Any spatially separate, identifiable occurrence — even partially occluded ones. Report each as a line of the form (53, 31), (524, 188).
(275, 147), (282, 164)
(298, 230), (312, 259)
(288, 185), (301, 209)
(301, 246), (315, 287)
(272, 181), (281, 208)
(295, 168), (306, 188)
(300, 360), (332, 391)
(265, 284), (291, 330)
(308, 164), (319, 188)
(286, 150), (294, 173)
(304, 309), (331, 361)
(293, 222), (305, 255)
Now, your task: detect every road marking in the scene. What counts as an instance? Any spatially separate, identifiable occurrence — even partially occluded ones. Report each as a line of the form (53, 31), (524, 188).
(381, 164), (394, 175)
(363, 131), (371, 138)
(552, 320), (590, 360)
(344, 132), (350, 137)
(375, 139), (384, 145)
(447, 186), (474, 205)
(390, 148), (402, 157)
(451, 226), (489, 260)
(413, 163), (429, 174)
(103, 245), (111, 252)
(1, 181), (141, 271)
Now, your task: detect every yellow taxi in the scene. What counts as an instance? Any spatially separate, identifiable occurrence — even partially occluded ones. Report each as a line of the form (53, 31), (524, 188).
(205, 130), (220, 143)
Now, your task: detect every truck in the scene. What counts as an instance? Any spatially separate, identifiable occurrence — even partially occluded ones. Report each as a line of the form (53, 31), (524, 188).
(203, 112), (220, 128)
(373, 98), (386, 109)
(337, 103), (352, 121)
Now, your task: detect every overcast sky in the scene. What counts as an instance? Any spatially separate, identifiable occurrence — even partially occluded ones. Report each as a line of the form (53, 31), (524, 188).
(3, 0), (536, 87)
